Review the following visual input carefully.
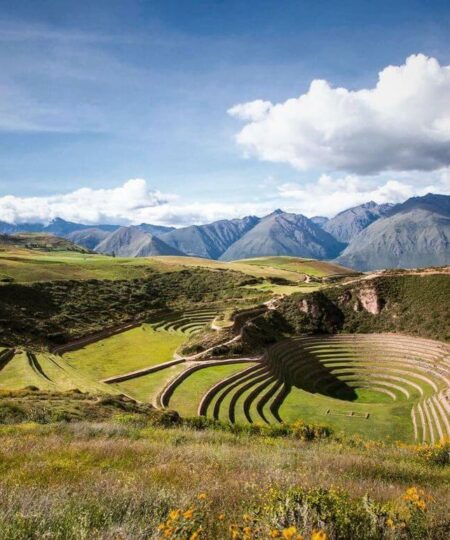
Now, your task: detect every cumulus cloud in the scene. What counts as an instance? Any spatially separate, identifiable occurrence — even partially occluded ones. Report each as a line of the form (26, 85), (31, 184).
(0, 179), (174, 225)
(228, 99), (272, 122)
(229, 54), (450, 174)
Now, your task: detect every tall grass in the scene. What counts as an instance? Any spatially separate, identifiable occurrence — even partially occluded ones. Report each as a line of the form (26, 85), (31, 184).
(0, 422), (448, 539)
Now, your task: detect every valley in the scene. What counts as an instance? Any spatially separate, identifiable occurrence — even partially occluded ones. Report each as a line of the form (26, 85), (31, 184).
(0, 245), (449, 539)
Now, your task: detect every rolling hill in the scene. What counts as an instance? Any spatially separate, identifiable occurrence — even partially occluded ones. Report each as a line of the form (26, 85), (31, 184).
(0, 233), (91, 253)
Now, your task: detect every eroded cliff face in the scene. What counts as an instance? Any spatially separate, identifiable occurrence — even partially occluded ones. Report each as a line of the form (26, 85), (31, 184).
(355, 287), (382, 314)
(337, 286), (384, 315)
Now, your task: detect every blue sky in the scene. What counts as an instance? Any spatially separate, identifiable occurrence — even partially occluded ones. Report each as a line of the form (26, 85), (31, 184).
(0, 0), (450, 225)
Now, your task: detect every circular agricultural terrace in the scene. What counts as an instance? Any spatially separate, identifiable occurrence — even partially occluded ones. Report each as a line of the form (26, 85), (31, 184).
(167, 333), (450, 443)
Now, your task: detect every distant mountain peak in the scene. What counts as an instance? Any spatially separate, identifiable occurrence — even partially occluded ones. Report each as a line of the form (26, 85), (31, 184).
(324, 201), (394, 243)
(220, 212), (344, 261)
(335, 193), (450, 271)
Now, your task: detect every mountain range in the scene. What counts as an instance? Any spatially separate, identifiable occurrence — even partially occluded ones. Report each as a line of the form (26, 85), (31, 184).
(1, 193), (448, 271)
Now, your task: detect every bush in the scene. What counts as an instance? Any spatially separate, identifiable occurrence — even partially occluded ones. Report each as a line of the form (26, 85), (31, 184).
(0, 402), (27, 423)
(291, 420), (333, 441)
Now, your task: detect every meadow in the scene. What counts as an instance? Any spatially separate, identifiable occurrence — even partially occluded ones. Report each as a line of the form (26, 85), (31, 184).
(0, 419), (448, 539)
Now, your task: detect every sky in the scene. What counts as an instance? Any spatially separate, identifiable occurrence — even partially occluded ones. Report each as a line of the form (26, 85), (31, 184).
(0, 0), (450, 226)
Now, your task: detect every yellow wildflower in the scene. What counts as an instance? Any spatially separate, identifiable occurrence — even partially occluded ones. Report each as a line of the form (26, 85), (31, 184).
(311, 531), (327, 540)
(282, 526), (297, 540)
(198, 493), (207, 501)
(243, 526), (252, 534)
(243, 513), (252, 522)
(404, 487), (420, 501)
(416, 499), (427, 511)
(218, 513), (225, 520)
(270, 531), (281, 538)
(169, 509), (180, 520)
(386, 518), (395, 529)
(190, 532), (200, 540)
(183, 508), (194, 520)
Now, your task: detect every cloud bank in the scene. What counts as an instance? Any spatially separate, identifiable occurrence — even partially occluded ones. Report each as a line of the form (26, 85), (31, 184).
(0, 179), (172, 225)
(229, 54), (450, 174)
(0, 173), (448, 227)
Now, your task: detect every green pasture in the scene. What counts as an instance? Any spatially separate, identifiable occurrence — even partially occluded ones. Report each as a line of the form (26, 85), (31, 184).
(278, 387), (414, 441)
(0, 351), (114, 394)
(64, 325), (186, 380)
(0, 250), (180, 282)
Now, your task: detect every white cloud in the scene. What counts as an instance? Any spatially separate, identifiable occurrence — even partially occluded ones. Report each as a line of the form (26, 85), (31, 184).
(1, 172), (449, 228)
(228, 100), (272, 122)
(229, 54), (450, 174)
(0, 179), (174, 225)
(0, 178), (276, 227)
(277, 169), (450, 217)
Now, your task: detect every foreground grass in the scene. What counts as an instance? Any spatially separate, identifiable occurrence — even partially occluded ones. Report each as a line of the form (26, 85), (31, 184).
(0, 419), (448, 539)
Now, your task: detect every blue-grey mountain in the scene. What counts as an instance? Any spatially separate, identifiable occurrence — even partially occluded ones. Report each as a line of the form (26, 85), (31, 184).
(335, 194), (450, 270)
(220, 211), (345, 261)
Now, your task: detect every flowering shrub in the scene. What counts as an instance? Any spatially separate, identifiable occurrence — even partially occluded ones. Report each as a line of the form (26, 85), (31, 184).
(416, 438), (450, 465)
(155, 486), (437, 539)
(156, 493), (208, 539)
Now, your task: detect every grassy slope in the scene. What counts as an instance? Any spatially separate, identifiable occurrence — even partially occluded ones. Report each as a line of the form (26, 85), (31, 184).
(237, 256), (351, 277)
(0, 249), (180, 282)
(0, 249), (350, 284)
(0, 352), (115, 394)
(0, 421), (448, 539)
(64, 325), (186, 380)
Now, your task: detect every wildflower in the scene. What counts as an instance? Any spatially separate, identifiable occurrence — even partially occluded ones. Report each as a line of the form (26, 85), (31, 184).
(270, 531), (281, 538)
(311, 531), (327, 540)
(404, 487), (420, 502)
(386, 518), (395, 529)
(190, 532), (200, 540)
(282, 527), (297, 540)
(218, 513), (225, 520)
(169, 509), (180, 520)
(243, 513), (252, 522)
(183, 508), (194, 520)
(243, 526), (252, 534)
(198, 493), (207, 501)
(416, 499), (427, 511)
